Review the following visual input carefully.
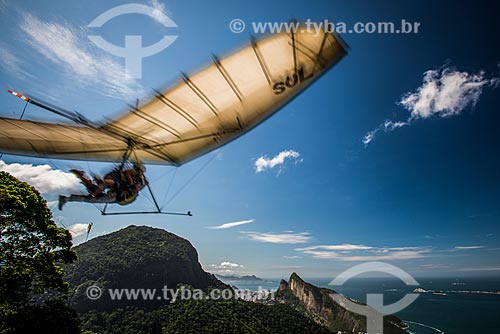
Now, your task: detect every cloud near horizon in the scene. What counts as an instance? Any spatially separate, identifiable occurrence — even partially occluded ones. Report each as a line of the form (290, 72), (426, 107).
(208, 219), (254, 229)
(254, 150), (302, 174)
(363, 65), (499, 145)
(0, 160), (81, 195)
(208, 261), (244, 273)
(241, 231), (312, 244)
(300, 244), (374, 251)
(295, 244), (430, 261)
(66, 223), (91, 238)
(454, 245), (486, 250)
(210, 261), (244, 269)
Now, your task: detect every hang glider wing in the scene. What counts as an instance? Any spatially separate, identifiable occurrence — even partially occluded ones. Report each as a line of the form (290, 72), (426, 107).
(0, 25), (348, 165)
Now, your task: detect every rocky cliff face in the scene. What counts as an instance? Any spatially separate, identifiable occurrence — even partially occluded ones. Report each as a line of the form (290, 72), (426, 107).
(65, 225), (227, 312)
(277, 272), (407, 334)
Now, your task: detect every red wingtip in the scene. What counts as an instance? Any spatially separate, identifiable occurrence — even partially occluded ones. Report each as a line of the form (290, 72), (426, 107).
(6, 89), (30, 102)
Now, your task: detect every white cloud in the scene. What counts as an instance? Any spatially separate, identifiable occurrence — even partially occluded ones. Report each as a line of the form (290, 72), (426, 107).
(362, 132), (375, 146)
(208, 219), (254, 229)
(273, 265), (303, 269)
(210, 261), (244, 269)
(20, 13), (144, 100)
(362, 120), (408, 145)
(400, 67), (498, 119)
(296, 244), (430, 261)
(67, 223), (90, 238)
(241, 231), (312, 244)
(213, 269), (234, 273)
(0, 46), (24, 77)
(254, 150), (302, 173)
(363, 65), (498, 145)
(46, 200), (59, 209)
(283, 255), (302, 259)
(0, 160), (81, 194)
(297, 244), (373, 251)
(454, 245), (486, 250)
(149, 0), (173, 26)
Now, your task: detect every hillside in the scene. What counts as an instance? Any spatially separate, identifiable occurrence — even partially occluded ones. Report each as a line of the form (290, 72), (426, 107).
(65, 225), (227, 311)
(80, 300), (331, 334)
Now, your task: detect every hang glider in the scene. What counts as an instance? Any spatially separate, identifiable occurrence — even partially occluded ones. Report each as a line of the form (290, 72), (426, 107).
(0, 25), (348, 166)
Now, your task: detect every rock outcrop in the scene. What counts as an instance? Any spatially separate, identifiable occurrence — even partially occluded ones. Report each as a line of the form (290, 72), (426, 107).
(277, 272), (407, 334)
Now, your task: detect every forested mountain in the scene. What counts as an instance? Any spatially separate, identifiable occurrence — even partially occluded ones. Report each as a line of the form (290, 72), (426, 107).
(65, 225), (227, 312)
(80, 300), (331, 334)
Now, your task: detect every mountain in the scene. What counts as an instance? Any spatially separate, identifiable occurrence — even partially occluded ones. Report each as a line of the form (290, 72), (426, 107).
(65, 225), (227, 312)
(276, 273), (407, 334)
(216, 274), (264, 282)
(66, 226), (331, 333)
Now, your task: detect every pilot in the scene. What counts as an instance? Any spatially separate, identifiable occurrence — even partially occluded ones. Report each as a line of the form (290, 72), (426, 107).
(58, 162), (147, 210)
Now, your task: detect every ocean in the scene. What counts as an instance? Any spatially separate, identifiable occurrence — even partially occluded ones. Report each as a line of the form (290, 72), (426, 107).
(223, 277), (500, 333)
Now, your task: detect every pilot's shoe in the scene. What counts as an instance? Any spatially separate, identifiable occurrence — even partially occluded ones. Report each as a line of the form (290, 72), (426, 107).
(58, 195), (68, 211)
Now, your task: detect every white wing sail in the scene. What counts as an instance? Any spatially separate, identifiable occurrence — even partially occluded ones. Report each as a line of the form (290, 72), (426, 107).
(0, 25), (348, 165)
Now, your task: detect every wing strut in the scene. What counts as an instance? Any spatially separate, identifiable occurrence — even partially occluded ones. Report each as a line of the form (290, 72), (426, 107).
(0, 94), (29, 159)
(7, 90), (95, 127)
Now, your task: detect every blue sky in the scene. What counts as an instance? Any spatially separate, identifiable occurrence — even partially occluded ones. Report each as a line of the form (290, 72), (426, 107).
(0, 0), (499, 278)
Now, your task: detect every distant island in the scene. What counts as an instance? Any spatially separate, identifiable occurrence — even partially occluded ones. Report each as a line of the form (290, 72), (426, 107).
(414, 287), (500, 295)
(215, 274), (264, 282)
(451, 282), (466, 286)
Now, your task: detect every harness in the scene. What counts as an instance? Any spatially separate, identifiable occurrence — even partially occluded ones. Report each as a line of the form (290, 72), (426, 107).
(107, 168), (144, 205)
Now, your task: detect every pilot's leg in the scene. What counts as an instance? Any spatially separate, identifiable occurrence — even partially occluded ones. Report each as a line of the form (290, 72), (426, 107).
(58, 192), (117, 210)
(71, 169), (101, 195)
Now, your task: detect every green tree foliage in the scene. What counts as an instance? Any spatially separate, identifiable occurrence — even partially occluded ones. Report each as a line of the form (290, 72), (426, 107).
(80, 300), (331, 334)
(6, 300), (81, 334)
(0, 171), (79, 333)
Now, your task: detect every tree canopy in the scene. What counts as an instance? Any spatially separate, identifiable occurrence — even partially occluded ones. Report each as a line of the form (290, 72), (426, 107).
(0, 171), (79, 333)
